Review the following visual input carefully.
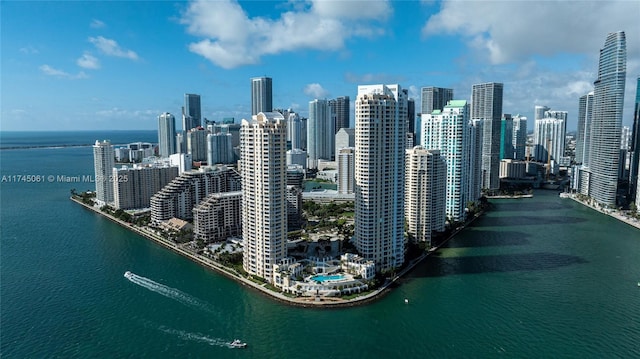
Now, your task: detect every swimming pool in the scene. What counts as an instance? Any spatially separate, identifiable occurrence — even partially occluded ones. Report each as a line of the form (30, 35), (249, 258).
(311, 274), (346, 282)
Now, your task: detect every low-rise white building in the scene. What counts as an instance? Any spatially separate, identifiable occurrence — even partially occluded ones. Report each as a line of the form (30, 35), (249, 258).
(272, 258), (304, 290)
(340, 253), (375, 280)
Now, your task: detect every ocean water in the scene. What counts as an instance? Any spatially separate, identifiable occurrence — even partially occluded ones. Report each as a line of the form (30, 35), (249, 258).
(1, 131), (639, 358)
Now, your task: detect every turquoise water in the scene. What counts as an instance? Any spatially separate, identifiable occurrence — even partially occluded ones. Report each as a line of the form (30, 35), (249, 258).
(2, 131), (640, 358)
(311, 274), (346, 282)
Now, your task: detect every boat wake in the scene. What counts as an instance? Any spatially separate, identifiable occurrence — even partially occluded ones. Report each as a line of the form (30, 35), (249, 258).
(124, 271), (211, 312)
(158, 326), (241, 349)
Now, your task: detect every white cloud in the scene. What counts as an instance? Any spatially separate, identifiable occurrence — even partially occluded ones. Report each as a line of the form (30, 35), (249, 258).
(39, 65), (88, 79)
(90, 19), (105, 29)
(303, 83), (330, 98)
(89, 36), (139, 60)
(40, 64), (68, 76)
(77, 53), (100, 69)
(422, 1), (640, 65)
(19, 45), (38, 54)
(180, 0), (390, 69)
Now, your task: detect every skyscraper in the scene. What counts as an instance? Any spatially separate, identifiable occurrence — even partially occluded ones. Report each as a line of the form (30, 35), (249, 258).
(241, 112), (287, 282)
(421, 100), (472, 221)
(588, 31), (626, 206)
(335, 127), (355, 157)
(184, 94), (201, 130)
(534, 105), (550, 121)
(512, 115), (528, 160)
(93, 140), (115, 204)
(329, 96), (350, 133)
(285, 110), (302, 150)
(337, 147), (355, 194)
(186, 128), (208, 162)
(500, 114), (514, 159)
(468, 119), (483, 202)
(307, 99), (335, 168)
(533, 108), (567, 164)
(251, 77), (273, 116)
(575, 92), (594, 165)
(421, 87), (453, 115)
(158, 112), (176, 158)
(629, 77), (640, 202)
(471, 82), (504, 190)
(207, 132), (233, 165)
(355, 84), (406, 272)
(405, 146), (446, 247)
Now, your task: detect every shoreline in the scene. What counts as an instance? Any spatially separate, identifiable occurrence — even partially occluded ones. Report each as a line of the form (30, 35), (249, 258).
(71, 197), (483, 307)
(485, 194), (533, 199)
(561, 193), (640, 230)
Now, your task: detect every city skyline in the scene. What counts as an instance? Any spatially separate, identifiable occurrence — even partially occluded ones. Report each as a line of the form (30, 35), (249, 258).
(2, 1), (639, 132)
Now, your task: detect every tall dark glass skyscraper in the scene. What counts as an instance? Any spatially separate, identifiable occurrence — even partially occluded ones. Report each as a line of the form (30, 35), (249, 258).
(329, 96), (350, 133)
(251, 77), (273, 116)
(184, 94), (201, 131)
(588, 31), (626, 206)
(420, 87), (453, 115)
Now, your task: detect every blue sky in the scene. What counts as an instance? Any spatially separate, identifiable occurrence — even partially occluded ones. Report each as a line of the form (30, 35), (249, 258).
(2, 0), (639, 132)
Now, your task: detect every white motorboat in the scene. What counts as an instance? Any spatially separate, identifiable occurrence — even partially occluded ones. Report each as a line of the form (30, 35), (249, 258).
(124, 271), (133, 279)
(229, 339), (247, 348)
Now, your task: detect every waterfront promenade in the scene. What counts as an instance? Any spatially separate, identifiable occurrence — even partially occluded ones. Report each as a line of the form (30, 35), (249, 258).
(561, 193), (640, 230)
(72, 197), (471, 307)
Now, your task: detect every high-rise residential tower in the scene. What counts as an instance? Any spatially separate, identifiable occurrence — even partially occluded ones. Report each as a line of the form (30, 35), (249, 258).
(534, 105), (550, 121)
(251, 77), (273, 116)
(187, 128), (208, 162)
(405, 146), (446, 247)
(307, 99), (335, 168)
(588, 31), (626, 206)
(241, 112), (287, 282)
(207, 132), (233, 165)
(355, 84), (406, 272)
(329, 96), (350, 133)
(184, 94), (201, 130)
(576, 92), (594, 165)
(93, 140), (115, 204)
(158, 112), (176, 158)
(471, 82), (504, 190)
(284, 110), (302, 150)
(534, 108), (567, 164)
(629, 77), (640, 202)
(421, 87), (453, 115)
(337, 147), (355, 194)
(335, 127), (355, 158)
(421, 100), (472, 221)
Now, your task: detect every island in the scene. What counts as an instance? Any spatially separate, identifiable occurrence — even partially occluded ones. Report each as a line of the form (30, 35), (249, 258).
(71, 190), (488, 307)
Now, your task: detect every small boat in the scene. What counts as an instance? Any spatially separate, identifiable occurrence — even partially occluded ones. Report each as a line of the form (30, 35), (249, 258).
(637, 282), (640, 287)
(124, 271), (133, 279)
(404, 298), (409, 304)
(229, 339), (247, 348)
